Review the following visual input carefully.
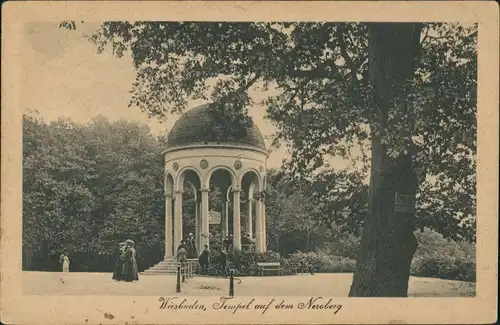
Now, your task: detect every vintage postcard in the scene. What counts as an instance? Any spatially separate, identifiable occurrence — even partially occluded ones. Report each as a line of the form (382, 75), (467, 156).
(1, 1), (498, 324)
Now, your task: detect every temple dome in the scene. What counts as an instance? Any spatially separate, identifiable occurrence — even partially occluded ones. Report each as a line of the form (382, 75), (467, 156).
(166, 104), (266, 150)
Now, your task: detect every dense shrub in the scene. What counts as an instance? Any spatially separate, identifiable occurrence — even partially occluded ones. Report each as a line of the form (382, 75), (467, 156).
(286, 251), (324, 271)
(207, 228), (475, 282)
(281, 229), (475, 281)
(322, 233), (361, 260)
(410, 228), (476, 282)
(286, 250), (356, 273)
(318, 255), (357, 273)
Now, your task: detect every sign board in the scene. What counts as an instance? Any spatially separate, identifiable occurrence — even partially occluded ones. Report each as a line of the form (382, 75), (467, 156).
(394, 193), (416, 213)
(208, 211), (221, 225)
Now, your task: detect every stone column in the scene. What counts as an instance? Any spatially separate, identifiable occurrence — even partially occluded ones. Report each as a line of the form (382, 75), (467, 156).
(164, 195), (173, 258)
(224, 200), (230, 236)
(195, 191), (201, 254)
(247, 199), (253, 237)
(201, 189), (210, 249)
(255, 196), (263, 252)
(173, 190), (183, 255)
(233, 190), (242, 250)
(261, 198), (267, 252)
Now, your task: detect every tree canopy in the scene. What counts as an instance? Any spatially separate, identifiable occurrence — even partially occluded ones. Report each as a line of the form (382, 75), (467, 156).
(85, 22), (476, 242)
(23, 114), (166, 258)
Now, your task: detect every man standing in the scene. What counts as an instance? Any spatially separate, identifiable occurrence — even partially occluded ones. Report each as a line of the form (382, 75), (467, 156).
(198, 244), (210, 275)
(185, 233), (198, 259)
(219, 248), (228, 278)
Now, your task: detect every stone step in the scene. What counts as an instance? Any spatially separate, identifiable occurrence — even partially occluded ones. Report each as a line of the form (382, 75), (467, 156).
(141, 259), (189, 275)
(141, 269), (179, 273)
(147, 267), (178, 271)
(141, 258), (199, 275)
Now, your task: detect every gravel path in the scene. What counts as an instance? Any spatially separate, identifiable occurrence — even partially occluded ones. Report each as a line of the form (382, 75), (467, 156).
(23, 271), (475, 297)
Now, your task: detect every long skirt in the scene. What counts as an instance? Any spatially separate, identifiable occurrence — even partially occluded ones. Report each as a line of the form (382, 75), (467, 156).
(122, 259), (139, 282)
(112, 259), (124, 280)
(62, 261), (69, 272)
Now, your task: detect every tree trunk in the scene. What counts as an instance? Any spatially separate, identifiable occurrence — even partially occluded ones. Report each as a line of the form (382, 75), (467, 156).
(349, 23), (422, 297)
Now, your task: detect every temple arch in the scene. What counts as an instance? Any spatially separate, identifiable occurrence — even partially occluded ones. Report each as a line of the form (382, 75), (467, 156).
(176, 166), (203, 192)
(204, 165), (237, 190)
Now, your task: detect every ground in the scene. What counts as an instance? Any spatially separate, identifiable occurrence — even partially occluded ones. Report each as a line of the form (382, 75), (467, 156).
(23, 271), (475, 297)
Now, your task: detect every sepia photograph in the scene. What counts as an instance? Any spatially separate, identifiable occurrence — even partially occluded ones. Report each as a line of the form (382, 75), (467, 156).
(1, 1), (498, 324)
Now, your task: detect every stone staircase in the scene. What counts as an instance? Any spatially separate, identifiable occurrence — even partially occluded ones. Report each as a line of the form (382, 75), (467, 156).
(141, 259), (179, 275)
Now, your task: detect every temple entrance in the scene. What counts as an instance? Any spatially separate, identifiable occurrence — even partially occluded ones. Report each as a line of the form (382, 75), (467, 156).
(206, 169), (231, 251)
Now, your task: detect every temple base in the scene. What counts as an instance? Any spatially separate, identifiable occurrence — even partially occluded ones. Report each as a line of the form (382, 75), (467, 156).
(141, 258), (178, 275)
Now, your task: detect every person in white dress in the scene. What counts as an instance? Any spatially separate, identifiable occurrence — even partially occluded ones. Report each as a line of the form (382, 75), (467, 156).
(62, 252), (70, 272)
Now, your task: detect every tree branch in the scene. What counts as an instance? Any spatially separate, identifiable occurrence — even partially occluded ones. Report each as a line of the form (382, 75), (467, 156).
(287, 66), (343, 80)
(420, 25), (431, 46)
(337, 26), (359, 86)
(282, 45), (345, 81)
(239, 72), (262, 94)
(216, 71), (262, 104)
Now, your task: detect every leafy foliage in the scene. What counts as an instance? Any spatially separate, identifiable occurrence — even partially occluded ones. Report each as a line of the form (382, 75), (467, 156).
(264, 168), (316, 253)
(23, 114), (166, 267)
(87, 22), (476, 242)
(410, 228), (476, 281)
(264, 166), (367, 255)
(287, 251), (357, 273)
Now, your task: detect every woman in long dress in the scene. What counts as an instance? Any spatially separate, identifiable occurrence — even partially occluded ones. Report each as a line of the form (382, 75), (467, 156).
(112, 242), (126, 281)
(122, 240), (139, 282)
(62, 252), (70, 272)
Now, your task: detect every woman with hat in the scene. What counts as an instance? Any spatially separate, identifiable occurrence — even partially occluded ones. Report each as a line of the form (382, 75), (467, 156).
(112, 242), (127, 281)
(185, 232), (198, 259)
(122, 239), (139, 282)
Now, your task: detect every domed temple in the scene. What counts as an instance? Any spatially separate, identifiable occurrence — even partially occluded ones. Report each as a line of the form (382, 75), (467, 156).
(161, 104), (269, 262)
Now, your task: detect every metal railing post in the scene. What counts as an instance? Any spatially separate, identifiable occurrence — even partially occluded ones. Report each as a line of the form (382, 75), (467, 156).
(229, 269), (234, 297)
(176, 265), (181, 293)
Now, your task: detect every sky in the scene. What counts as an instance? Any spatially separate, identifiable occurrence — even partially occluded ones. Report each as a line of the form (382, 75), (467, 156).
(21, 21), (355, 171)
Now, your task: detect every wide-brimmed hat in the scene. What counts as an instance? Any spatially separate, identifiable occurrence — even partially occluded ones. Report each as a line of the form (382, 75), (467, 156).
(119, 242), (126, 246)
(188, 233), (193, 236)
(125, 239), (135, 246)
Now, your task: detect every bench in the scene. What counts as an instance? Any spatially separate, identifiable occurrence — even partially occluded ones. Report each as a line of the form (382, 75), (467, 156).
(256, 262), (284, 276)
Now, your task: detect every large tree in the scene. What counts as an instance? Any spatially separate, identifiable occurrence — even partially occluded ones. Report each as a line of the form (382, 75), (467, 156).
(67, 21), (477, 296)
